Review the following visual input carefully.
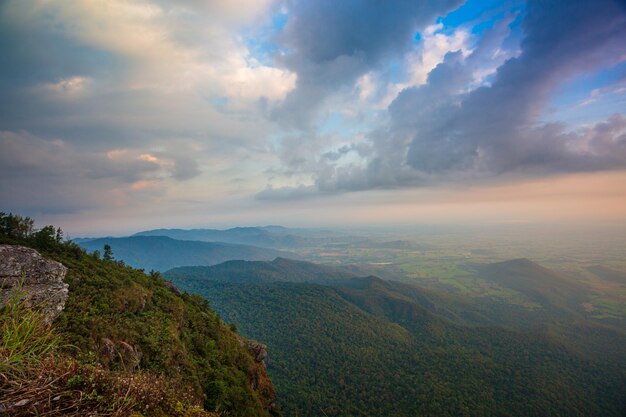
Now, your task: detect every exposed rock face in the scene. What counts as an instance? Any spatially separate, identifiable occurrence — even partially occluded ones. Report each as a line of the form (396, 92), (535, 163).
(163, 280), (182, 295)
(237, 337), (279, 414)
(250, 360), (279, 415)
(0, 244), (69, 322)
(248, 342), (269, 363)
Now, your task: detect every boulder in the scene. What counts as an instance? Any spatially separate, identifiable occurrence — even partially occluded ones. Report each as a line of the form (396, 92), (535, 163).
(0, 244), (69, 322)
(248, 342), (269, 363)
(163, 280), (182, 295)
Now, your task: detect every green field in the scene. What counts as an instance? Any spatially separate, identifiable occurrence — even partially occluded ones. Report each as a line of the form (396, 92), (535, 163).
(291, 226), (626, 322)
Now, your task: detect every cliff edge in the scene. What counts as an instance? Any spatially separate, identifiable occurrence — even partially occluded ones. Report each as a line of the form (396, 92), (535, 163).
(0, 244), (68, 323)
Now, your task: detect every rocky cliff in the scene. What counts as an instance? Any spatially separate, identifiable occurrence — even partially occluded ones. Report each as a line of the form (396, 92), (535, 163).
(0, 244), (68, 322)
(241, 339), (278, 412)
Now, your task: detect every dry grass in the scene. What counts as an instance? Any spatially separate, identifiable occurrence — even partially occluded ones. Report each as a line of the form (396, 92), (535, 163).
(1, 355), (217, 416)
(0, 293), (217, 417)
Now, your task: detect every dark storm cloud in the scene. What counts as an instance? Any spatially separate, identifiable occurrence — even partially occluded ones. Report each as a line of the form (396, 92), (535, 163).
(272, 0), (463, 126)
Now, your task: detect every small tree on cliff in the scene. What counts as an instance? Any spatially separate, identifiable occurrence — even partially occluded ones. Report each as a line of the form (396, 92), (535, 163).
(103, 244), (114, 261)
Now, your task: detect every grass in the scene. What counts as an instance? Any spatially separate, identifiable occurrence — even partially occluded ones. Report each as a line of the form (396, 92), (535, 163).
(0, 291), (217, 417)
(0, 288), (61, 378)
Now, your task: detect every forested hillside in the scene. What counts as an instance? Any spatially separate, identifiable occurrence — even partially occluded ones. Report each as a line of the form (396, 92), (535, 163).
(167, 259), (626, 417)
(0, 213), (280, 416)
(166, 257), (356, 284)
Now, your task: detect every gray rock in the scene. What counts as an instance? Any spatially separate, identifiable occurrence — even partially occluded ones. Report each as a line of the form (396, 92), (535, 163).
(0, 244), (69, 322)
(248, 342), (269, 363)
(163, 280), (181, 296)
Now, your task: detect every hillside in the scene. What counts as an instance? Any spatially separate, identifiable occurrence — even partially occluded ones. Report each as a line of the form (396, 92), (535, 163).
(476, 258), (590, 315)
(167, 260), (626, 417)
(586, 265), (626, 284)
(0, 214), (280, 416)
(166, 257), (356, 284)
(77, 235), (297, 271)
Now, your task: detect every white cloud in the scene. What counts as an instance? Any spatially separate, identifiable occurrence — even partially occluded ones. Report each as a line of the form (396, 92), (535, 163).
(35, 76), (92, 100)
(9, 0), (295, 106)
(406, 23), (471, 87)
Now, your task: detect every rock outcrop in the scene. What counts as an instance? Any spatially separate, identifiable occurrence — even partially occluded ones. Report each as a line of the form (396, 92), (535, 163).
(163, 280), (182, 295)
(0, 244), (69, 322)
(98, 337), (143, 372)
(236, 337), (279, 414)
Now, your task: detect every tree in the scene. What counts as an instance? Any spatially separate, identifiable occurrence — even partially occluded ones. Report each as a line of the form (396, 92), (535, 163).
(103, 244), (114, 261)
(0, 212), (34, 238)
(34, 225), (57, 249)
(55, 227), (64, 243)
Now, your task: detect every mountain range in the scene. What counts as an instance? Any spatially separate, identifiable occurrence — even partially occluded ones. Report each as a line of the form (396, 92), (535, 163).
(77, 235), (297, 271)
(165, 257), (626, 417)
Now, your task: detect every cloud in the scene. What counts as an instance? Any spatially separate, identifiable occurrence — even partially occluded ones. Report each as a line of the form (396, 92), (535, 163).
(169, 155), (201, 181)
(33, 76), (92, 100)
(261, 0), (626, 200)
(256, 184), (318, 201)
(0, 130), (205, 214)
(0, 0), (294, 216)
(271, 0), (464, 126)
(403, 0), (626, 176)
(1, 0), (625, 229)
(0, 0), (296, 144)
(0, 132), (158, 182)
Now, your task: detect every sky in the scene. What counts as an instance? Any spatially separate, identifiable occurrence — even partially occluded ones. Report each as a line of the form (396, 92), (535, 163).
(1, 0), (625, 236)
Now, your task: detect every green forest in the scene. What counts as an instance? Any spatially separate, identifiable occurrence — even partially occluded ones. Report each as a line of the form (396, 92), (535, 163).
(0, 213), (278, 417)
(167, 260), (626, 417)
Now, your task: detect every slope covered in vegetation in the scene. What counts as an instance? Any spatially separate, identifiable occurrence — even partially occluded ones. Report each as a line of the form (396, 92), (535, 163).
(166, 257), (356, 285)
(0, 213), (279, 417)
(167, 259), (626, 417)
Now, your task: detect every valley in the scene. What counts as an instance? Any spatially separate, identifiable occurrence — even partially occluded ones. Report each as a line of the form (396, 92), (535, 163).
(4, 1), (625, 415)
(74, 223), (626, 416)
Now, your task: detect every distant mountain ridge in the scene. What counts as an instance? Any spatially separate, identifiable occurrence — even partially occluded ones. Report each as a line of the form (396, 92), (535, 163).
(131, 226), (404, 250)
(166, 257), (357, 285)
(77, 235), (298, 271)
(132, 226), (319, 248)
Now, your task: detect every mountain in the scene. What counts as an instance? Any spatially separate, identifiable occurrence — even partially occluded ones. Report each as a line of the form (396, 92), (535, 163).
(166, 258), (487, 325)
(77, 235), (297, 271)
(132, 227), (285, 248)
(475, 258), (589, 314)
(166, 259), (626, 417)
(587, 265), (626, 284)
(0, 214), (280, 416)
(132, 226), (367, 249)
(166, 257), (357, 285)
